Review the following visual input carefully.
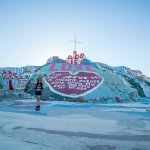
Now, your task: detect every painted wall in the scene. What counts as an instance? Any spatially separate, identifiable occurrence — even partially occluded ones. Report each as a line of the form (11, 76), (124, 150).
(0, 66), (36, 91)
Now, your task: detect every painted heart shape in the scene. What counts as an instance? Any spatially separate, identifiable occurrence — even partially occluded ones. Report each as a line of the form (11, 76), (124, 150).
(45, 71), (103, 97)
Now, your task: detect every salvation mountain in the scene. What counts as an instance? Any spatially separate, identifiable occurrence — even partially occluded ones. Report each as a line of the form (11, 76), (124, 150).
(24, 56), (150, 103)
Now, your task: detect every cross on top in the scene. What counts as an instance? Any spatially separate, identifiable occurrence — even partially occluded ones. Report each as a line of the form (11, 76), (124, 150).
(69, 36), (83, 52)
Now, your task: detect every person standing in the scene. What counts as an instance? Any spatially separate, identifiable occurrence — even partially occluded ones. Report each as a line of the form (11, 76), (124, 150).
(35, 78), (43, 111)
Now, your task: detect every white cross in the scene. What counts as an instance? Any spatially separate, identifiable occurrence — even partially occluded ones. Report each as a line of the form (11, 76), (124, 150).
(69, 36), (83, 51)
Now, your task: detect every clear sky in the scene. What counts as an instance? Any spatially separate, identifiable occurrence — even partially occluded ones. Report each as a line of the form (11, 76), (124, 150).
(0, 0), (150, 77)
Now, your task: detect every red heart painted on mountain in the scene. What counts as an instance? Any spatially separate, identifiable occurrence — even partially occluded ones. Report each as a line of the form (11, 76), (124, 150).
(45, 72), (103, 97)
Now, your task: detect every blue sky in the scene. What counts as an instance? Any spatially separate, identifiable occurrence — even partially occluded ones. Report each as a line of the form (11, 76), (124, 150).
(0, 0), (150, 76)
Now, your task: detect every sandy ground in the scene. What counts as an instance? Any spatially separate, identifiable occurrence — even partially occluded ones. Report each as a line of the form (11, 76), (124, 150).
(0, 99), (150, 150)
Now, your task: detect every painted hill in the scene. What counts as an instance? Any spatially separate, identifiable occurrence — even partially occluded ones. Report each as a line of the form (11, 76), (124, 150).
(0, 56), (150, 103)
(24, 56), (150, 103)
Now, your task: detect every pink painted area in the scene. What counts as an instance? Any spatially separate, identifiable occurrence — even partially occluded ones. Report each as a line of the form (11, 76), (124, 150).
(74, 64), (83, 70)
(48, 63), (93, 71)
(74, 59), (78, 64)
(61, 63), (72, 71)
(85, 65), (93, 71)
(45, 71), (103, 97)
(49, 62), (58, 71)
(67, 53), (85, 64)
(80, 53), (84, 58)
